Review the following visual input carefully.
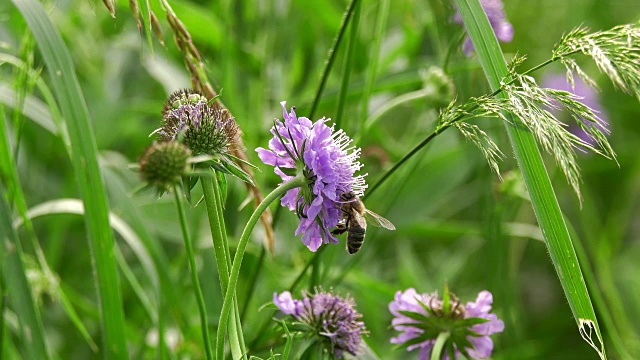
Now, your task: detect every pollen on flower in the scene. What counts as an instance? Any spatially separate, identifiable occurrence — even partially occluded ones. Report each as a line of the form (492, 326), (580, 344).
(256, 101), (367, 252)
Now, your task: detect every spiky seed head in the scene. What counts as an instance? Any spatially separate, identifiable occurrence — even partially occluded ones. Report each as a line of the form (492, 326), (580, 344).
(156, 90), (239, 156)
(181, 104), (238, 156)
(139, 141), (191, 190)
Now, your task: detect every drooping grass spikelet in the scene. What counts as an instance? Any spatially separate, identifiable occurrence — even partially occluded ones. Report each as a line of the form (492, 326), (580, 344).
(453, 121), (505, 178)
(150, 11), (165, 46)
(553, 23), (640, 99)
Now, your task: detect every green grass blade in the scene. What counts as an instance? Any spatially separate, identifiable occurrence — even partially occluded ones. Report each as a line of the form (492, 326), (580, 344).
(10, 0), (128, 357)
(454, 0), (606, 358)
(0, 184), (50, 359)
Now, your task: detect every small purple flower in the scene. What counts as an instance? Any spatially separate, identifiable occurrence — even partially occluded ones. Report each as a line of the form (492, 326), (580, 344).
(542, 73), (609, 146)
(256, 102), (366, 252)
(274, 289), (367, 358)
(389, 288), (504, 359)
(453, 0), (514, 56)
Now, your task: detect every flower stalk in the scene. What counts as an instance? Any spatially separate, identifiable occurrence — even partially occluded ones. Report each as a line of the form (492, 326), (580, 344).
(201, 174), (247, 359)
(172, 185), (213, 360)
(215, 175), (307, 359)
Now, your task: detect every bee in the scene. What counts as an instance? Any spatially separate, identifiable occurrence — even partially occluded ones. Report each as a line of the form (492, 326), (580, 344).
(331, 192), (395, 254)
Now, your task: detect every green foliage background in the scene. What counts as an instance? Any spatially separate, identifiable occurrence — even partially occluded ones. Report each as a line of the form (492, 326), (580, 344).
(1, 0), (639, 358)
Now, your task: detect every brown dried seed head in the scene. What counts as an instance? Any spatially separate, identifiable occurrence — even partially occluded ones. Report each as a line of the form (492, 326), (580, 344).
(102, 0), (115, 18)
(150, 11), (165, 46)
(129, 0), (142, 30)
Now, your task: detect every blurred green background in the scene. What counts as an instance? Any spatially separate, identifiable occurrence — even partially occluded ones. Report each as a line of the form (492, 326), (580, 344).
(1, 0), (639, 358)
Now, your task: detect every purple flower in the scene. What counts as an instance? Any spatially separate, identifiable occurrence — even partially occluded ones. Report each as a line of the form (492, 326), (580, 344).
(542, 73), (609, 146)
(453, 0), (514, 56)
(256, 102), (366, 252)
(274, 289), (367, 358)
(389, 288), (504, 359)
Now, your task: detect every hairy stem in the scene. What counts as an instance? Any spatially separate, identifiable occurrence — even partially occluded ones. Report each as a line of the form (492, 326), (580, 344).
(215, 176), (306, 360)
(173, 185), (213, 360)
(201, 175), (245, 359)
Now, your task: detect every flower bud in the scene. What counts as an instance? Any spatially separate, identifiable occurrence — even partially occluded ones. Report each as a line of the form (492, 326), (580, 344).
(139, 141), (191, 190)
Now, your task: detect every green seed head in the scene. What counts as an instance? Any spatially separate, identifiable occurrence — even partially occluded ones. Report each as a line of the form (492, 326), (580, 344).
(182, 105), (238, 156)
(139, 141), (191, 190)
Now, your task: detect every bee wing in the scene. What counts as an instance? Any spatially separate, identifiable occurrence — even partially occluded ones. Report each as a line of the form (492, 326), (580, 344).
(363, 209), (395, 230)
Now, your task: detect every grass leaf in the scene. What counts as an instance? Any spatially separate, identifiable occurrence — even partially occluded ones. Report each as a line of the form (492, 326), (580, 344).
(454, 0), (606, 358)
(10, 0), (129, 357)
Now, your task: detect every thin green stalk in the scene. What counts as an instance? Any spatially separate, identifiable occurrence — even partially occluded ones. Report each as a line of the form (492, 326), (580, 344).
(334, 0), (361, 131)
(211, 173), (247, 358)
(172, 186), (213, 360)
(364, 55), (570, 199)
(455, 0), (605, 358)
(201, 176), (245, 359)
(366, 131), (439, 199)
(359, 0), (390, 132)
(216, 176), (306, 360)
(309, 0), (360, 119)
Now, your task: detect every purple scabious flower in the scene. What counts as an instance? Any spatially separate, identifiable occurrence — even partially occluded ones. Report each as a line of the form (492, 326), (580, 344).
(256, 102), (366, 252)
(453, 0), (514, 57)
(273, 289), (367, 358)
(389, 288), (504, 360)
(542, 73), (609, 146)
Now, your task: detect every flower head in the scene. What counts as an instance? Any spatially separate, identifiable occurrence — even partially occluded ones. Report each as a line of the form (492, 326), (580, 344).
(389, 288), (504, 360)
(542, 73), (609, 146)
(139, 141), (191, 191)
(453, 0), (514, 56)
(154, 89), (238, 156)
(256, 102), (366, 252)
(274, 289), (367, 358)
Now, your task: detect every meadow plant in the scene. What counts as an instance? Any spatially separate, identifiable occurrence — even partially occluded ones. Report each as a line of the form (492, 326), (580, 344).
(4, 0), (640, 359)
(256, 102), (367, 251)
(273, 289), (367, 358)
(389, 287), (504, 359)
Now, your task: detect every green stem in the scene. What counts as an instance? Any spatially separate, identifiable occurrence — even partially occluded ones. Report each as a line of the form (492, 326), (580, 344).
(309, 0), (360, 119)
(211, 173), (247, 358)
(201, 176), (245, 359)
(216, 176), (306, 360)
(430, 331), (450, 360)
(334, 0), (361, 131)
(365, 54), (568, 200)
(173, 186), (213, 360)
